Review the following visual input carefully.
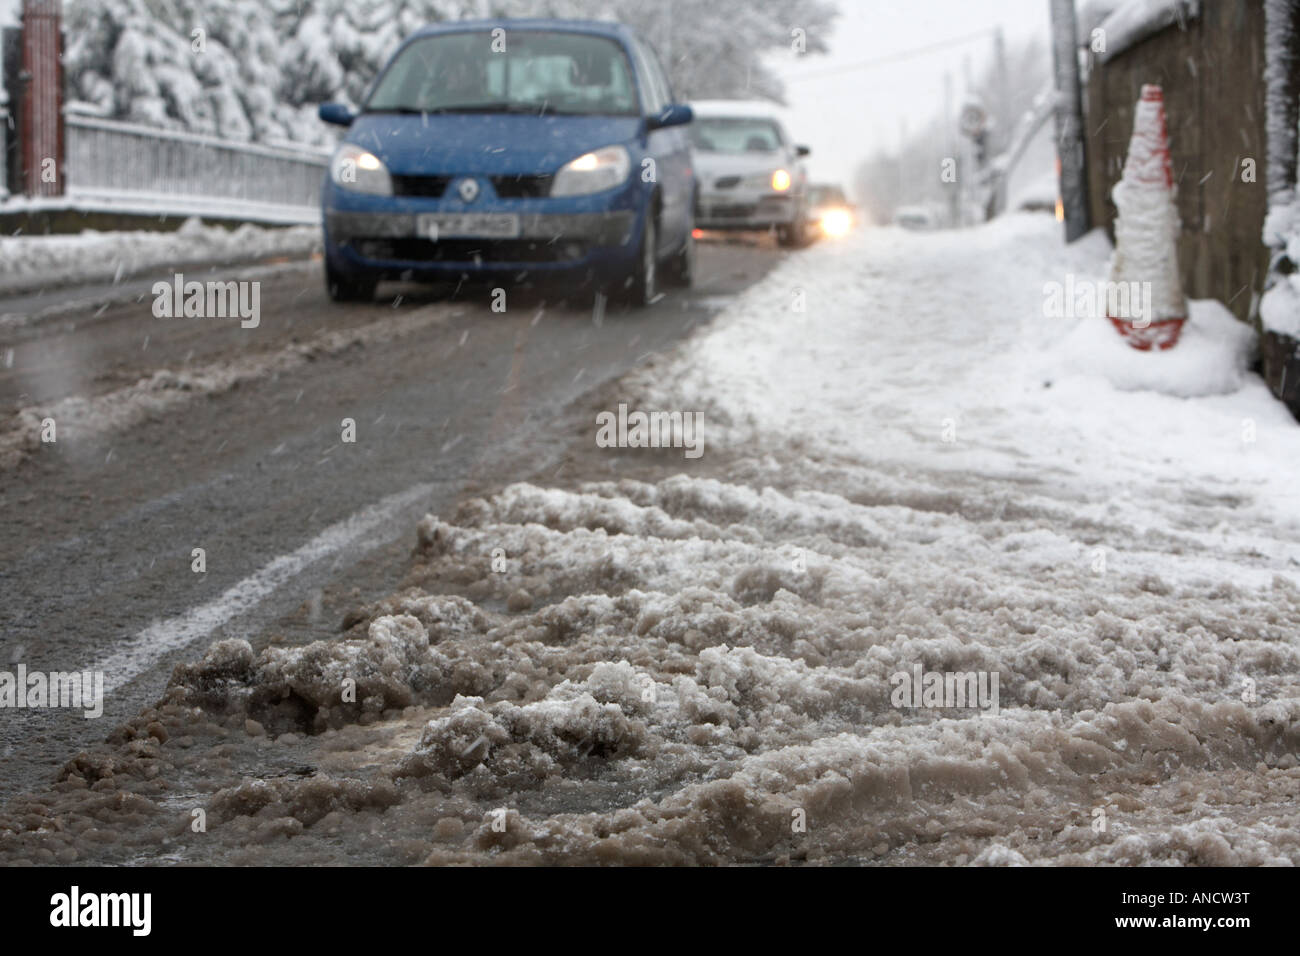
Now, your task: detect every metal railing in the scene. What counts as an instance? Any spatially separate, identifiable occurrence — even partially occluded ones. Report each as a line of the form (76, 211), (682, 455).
(62, 113), (331, 216)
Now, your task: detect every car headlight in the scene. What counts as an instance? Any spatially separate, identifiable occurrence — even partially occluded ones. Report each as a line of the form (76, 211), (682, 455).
(741, 170), (792, 192)
(331, 143), (392, 196)
(551, 145), (631, 197)
(820, 208), (853, 237)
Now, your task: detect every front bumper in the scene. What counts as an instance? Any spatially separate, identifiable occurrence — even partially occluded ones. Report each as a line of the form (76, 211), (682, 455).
(324, 209), (638, 277)
(696, 192), (797, 230)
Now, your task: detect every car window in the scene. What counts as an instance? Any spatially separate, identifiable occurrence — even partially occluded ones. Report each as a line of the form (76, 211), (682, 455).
(643, 41), (675, 107)
(366, 31), (638, 116)
(690, 117), (783, 153)
(628, 39), (665, 114)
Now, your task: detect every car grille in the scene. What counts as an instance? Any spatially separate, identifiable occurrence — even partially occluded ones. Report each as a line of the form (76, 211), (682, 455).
(389, 174), (552, 199)
(491, 175), (553, 198)
(391, 175), (452, 198)
(714, 176), (741, 189)
(706, 203), (758, 219)
(351, 237), (586, 264)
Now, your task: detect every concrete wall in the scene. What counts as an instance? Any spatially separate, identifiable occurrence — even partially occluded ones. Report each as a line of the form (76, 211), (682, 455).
(1083, 0), (1270, 324)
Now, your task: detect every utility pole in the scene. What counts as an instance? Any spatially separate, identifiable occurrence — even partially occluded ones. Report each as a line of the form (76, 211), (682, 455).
(993, 28), (1009, 149)
(1049, 0), (1089, 241)
(944, 70), (959, 227)
(897, 116), (907, 209)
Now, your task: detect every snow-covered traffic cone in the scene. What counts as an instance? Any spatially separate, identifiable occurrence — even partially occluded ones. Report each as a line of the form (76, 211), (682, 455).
(1108, 85), (1187, 350)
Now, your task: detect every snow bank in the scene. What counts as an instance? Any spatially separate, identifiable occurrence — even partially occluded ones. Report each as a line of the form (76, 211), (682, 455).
(1051, 298), (1256, 396)
(0, 217), (320, 295)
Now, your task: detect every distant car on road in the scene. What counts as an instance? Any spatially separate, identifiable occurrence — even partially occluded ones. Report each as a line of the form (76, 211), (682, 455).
(688, 100), (812, 247)
(807, 183), (856, 238)
(318, 19), (696, 306)
(893, 206), (938, 231)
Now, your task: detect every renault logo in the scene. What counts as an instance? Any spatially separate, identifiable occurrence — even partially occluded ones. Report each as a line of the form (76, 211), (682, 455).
(457, 178), (480, 202)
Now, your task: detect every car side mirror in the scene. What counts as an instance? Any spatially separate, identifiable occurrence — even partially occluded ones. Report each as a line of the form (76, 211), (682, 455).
(796, 145), (811, 157)
(648, 103), (693, 130)
(319, 103), (356, 127)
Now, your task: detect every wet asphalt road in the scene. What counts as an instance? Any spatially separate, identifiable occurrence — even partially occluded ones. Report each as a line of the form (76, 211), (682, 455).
(0, 238), (782, 803)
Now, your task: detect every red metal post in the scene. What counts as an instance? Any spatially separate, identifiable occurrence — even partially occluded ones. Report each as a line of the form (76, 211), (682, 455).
(20, 0), (62, 197)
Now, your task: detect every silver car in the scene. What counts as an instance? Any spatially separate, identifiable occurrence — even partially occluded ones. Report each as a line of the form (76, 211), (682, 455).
(689, 100), (812, 247)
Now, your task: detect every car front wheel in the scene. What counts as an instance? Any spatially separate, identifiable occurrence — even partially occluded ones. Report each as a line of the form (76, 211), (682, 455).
(325, 262), (377, 303)
(777, 217), (808, 248)
(622, 214), (658, 307)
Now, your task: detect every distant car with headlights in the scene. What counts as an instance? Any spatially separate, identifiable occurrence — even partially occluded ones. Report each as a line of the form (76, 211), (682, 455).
(688, 100), (811, 246)
(317, 19), (696, 306)
(807, 184), (856, 238)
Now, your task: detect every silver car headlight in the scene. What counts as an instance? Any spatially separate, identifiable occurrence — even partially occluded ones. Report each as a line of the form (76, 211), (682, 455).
(743, 169), (792, 192)
(331, 143), (392, 196)
(551, 145), (631, 197)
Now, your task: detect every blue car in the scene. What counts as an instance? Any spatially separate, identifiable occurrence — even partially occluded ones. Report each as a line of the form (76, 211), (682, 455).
(317, 19), (696, 307)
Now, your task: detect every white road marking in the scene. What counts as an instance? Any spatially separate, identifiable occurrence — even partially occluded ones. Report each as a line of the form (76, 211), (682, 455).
(95, 482), (436, 693)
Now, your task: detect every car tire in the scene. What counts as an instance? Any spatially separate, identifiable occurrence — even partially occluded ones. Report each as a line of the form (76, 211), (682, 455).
(325, 262), (377, 303)
(664, 220), (695, 288)
(777, 217), (808, 248)
(622, 214), (658, 307)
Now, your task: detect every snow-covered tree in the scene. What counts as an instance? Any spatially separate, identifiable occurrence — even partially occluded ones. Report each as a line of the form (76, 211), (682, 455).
(60, 0), (836, 145)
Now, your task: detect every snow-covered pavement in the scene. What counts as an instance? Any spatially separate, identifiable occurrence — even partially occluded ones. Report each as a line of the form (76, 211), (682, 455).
(3, 213), (1297, 865)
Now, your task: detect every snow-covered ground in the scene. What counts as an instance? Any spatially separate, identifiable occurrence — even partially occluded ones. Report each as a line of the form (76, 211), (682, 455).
(3, 213), (1298, 866)
(0, 218), (321, 297)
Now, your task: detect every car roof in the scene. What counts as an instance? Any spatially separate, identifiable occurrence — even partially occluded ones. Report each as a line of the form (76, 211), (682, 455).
(407, 18), (640, 44)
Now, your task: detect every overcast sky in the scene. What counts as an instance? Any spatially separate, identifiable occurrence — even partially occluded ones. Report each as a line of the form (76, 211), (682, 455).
(769, 0), (1053, 187)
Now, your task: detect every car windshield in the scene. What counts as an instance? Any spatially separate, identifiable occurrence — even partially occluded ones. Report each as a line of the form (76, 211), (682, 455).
(365, 31), (639, 116)
(811, 186), (848, 205)
(690, 117), (783, 153)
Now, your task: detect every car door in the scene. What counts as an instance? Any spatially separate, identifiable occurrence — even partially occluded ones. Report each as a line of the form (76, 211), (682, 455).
(632, 38), (688, 252)
(646, 44), (693, 245)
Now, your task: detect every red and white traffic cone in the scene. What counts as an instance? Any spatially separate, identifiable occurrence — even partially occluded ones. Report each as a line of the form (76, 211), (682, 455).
(1108, 84), (1187, 350)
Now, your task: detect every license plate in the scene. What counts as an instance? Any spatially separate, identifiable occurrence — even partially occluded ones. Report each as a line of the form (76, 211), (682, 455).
(417, 213), (520, 240)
